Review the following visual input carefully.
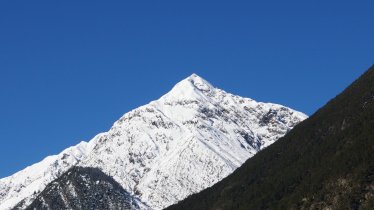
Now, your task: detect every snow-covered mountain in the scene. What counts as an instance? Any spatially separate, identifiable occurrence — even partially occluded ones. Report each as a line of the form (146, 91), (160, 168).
(0, 74), (307, 210)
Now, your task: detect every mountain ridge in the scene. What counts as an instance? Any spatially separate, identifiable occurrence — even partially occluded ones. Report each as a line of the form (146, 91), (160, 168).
(21, 166), (149, 210)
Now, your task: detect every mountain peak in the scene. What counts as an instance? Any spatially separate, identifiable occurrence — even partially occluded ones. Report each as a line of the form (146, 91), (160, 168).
(178, 73), (213, 92)
(160, 73), (214, 102)
(185, 73), (213, 91)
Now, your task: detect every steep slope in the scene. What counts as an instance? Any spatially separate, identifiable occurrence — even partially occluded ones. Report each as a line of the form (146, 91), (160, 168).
(166, 67), (374, 210)
(0, 74), (307, 210)
(17, 167), (148, 210)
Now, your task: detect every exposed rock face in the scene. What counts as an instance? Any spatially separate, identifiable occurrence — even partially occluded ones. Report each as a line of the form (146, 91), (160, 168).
(21, 167), (147, 210)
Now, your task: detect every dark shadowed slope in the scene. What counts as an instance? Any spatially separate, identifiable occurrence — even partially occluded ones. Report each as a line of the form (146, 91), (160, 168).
(167, 65), (374, 210)
(19, 167), (148, 210)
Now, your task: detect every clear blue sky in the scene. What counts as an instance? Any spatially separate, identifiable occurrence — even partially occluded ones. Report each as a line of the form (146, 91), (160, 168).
(1, 0), (373, 178)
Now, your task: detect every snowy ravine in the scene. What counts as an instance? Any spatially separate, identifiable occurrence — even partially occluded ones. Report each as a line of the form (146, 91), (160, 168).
(0, 74), (307, 210)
